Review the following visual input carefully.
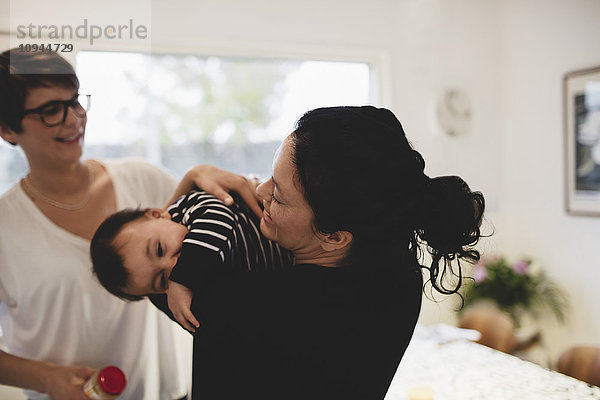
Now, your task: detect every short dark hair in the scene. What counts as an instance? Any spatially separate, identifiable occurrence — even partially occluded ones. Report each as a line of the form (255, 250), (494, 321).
(0, 48), (79, 134)
(291, 106), (485, 295)
(90, 208), (148, 301)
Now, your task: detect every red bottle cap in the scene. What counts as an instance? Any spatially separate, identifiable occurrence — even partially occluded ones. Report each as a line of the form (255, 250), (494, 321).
(97, 366), (127, 395)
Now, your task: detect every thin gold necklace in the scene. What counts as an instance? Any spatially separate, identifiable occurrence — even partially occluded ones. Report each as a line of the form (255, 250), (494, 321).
(23, 164), (94, 211)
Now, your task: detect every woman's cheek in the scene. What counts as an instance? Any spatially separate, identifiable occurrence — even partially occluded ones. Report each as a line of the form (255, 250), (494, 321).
(269, 206), (282, 225)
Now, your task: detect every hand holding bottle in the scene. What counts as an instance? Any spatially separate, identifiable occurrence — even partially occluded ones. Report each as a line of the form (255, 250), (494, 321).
(44, 364), (96, 400)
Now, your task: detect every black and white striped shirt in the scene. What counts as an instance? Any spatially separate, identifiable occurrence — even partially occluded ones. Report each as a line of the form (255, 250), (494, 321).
(167, 191), (293, 291)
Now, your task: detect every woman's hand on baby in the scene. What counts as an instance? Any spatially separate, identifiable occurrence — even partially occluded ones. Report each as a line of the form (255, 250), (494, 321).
(167, 164), (263, 218)
(166, 280), (200, 333)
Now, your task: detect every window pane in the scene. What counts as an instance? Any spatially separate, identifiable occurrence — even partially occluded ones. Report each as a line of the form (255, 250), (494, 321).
(77, 51), (371, 179)
(0, 51), (371, 193)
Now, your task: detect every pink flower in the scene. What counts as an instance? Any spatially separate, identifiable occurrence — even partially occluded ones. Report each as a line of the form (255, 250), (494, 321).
(513, 259), (530, 275)
(473, 264), (488, 283)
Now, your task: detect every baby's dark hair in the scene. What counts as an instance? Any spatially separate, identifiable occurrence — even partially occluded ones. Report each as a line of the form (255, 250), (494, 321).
(292, 106), (485, 295)
(90, 208), (149, 301)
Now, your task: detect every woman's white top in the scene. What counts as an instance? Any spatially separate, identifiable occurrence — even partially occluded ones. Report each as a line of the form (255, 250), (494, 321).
(0, 159), (191, 400)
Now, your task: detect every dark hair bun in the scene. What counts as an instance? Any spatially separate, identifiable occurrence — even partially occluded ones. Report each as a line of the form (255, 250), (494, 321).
(417, 175), (485, 294)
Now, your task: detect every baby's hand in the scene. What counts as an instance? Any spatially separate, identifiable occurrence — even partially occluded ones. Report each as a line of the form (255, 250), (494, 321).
(166, 280), (200, 333)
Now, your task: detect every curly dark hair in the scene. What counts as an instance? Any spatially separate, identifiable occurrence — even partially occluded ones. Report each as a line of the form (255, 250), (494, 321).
(291, 106), (485, 295)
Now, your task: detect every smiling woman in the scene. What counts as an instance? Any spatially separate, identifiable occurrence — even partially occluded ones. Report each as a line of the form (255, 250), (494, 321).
(183, 106), (485, 400)
(256, 139), (327, 259)
(0, 48), (262, 400)
(0, 47), (193, 400)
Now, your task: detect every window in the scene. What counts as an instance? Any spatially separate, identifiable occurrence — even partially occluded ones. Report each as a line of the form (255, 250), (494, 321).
(0, 50), (373, 191)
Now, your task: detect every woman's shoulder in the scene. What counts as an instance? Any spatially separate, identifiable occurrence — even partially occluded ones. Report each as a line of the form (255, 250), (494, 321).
(0, 181), (21, 201)
(0, 182), (30, 221)
(93, 158), (177, 207)
(97, 158), (176, 186)
(99, 157), (166, 176)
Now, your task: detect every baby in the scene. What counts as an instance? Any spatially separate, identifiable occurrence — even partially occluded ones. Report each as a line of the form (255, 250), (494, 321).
(90, 190), (292, 332)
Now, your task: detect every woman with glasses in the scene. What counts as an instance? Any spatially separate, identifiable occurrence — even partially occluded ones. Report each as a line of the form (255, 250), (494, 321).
(0, 49), (258, 400)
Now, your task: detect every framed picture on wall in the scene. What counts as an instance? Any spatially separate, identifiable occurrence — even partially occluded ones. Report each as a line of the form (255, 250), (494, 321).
(564, 66), (600, 216)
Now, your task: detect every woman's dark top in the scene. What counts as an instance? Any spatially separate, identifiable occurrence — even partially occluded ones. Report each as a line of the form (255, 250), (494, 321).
(190, 262), (423, 400)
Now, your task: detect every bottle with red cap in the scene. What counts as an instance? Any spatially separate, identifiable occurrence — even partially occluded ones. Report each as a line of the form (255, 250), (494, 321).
(83, 366), (127, 399)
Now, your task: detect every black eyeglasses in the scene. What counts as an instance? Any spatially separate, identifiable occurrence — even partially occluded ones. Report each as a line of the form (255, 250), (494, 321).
(22, 94), (91, 127)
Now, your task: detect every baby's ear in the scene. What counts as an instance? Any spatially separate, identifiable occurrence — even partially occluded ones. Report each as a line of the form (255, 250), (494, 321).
(144, 208), (164, 219)
(160, 210), (171, 219)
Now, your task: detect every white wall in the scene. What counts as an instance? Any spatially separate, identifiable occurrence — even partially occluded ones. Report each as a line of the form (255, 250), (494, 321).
(498, 0), (600, 360)
(0, 0), (598, 379)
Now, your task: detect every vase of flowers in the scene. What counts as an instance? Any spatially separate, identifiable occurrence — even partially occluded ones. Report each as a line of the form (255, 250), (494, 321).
(461, 256), (569, 326)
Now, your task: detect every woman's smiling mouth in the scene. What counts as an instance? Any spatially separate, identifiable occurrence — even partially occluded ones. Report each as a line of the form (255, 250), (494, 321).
(55, 132), (83, 143)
